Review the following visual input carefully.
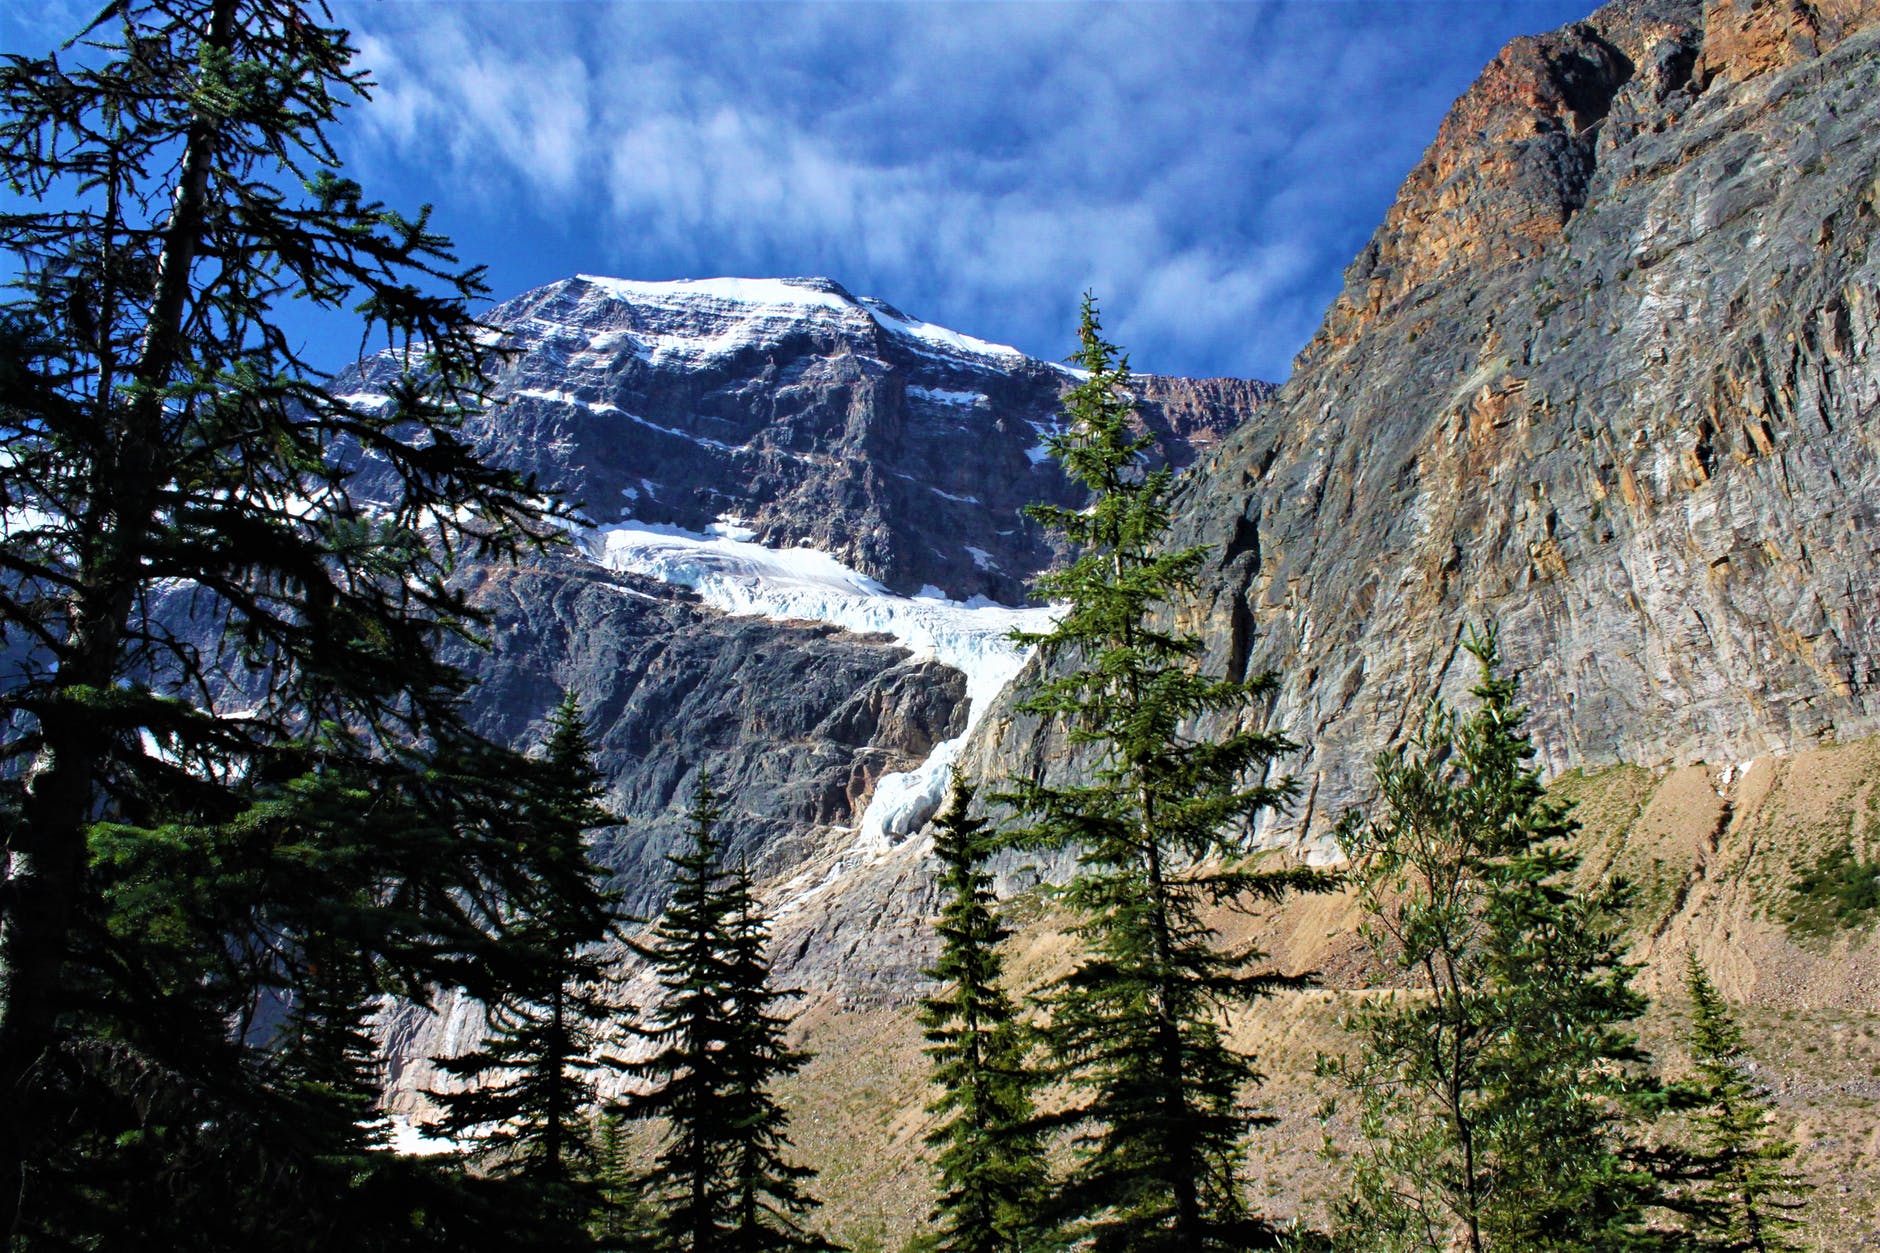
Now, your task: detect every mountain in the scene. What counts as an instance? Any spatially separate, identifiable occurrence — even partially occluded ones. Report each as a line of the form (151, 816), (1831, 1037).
(972, 0), (1880, 856)
(349, 274), (1263, 606)
(336, 275), (1266, 900)
(376, 0), (1880, 1241)
(361, 278), (1267, 1110)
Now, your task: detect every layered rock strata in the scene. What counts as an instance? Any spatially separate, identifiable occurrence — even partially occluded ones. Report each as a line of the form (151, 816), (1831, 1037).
(1146, 0), (1880, 853)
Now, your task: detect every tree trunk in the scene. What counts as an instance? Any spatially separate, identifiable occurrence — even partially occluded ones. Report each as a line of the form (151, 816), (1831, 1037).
(0, 1), (236, 1231)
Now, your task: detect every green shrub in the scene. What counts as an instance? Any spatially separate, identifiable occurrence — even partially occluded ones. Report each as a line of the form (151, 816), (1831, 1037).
(1781, 841), (1880, 936)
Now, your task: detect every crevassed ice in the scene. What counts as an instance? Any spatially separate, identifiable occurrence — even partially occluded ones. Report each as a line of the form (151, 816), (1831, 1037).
(578, 519), (1059, 853)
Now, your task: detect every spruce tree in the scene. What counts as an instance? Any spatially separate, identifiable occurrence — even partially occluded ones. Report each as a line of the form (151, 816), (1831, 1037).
(431, 693), (629, 1196)
(623, 777), (834, 1253)
(918, 775), (1047, 1253)
(1325, 631), (1668, 1253)
(270, 936), (390, 1162)
(718, 855), (833, 1253)
(1678, 956), (1809, 1252)
(1005, 295), (1331, 1252)
(622, 775), (743, 1252)
(588, 1108), (664, 1251)
(0, 0), (556, 1234)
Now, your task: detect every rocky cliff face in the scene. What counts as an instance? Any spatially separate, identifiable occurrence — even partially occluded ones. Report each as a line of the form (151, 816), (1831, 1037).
(1149, 0), (1880, 852)
(352, 275), (1265, 606)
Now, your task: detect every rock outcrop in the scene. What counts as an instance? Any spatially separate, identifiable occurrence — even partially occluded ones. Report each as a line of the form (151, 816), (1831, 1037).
(1151, 0), (1880, 853)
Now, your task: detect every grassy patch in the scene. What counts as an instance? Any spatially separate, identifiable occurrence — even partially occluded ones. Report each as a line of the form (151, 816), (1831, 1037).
(1779, 841), (1880, 937)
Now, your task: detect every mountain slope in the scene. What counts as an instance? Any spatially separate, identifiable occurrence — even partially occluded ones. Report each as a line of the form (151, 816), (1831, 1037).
(344, 274), (1265, 605)
(1144, 0), (1880, 851)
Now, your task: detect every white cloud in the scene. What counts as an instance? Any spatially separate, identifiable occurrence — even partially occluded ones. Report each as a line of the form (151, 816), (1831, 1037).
(330, 0), (1592, 380)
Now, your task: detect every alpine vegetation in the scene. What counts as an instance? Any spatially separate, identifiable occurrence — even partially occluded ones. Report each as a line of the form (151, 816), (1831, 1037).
(1675, 956), (1810, 1252)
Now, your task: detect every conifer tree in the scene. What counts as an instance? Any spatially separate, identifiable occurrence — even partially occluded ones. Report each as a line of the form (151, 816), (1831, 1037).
(718, 855), (833, 1253)
(918, 775), (1047, 1253)
(1678, 956), (1809, 1252)
(0, 0), (556, 1233)
(271, 936), (389, 1162)
(622, 775), (743, 1252)
(1005, 295), (1331, 1252)
(588, 1108), (664, 1251)
(623, 777), (834, 1253)
(431, 693), (628, 1196)
(1325, 632), (1669, 1253)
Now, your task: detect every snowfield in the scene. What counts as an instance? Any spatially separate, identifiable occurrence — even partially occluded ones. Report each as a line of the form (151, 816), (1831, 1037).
(578, 519), (1059, 852)
(565, 274), (1034, 370)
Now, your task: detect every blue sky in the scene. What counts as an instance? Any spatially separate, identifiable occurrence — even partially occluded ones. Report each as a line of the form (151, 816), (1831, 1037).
(7, 1), (1595, 382)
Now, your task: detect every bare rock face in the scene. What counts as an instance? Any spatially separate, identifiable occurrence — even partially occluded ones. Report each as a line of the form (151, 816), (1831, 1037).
(387, 276), (1266, 606)
(437, 555), (967, 915)
(1161, 0), (1880, 853)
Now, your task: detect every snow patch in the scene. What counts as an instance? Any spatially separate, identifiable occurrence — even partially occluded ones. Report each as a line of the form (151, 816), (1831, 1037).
(1025, 419), (1063, 465)
(868, 303), (1026, 363)
(388, 1115), (459, 1158)
(708, 515), (758, 542)
(577, 274), (858, 316)
(577, 521), (1058, 853)
(563, 274), (1034, 372)
(908, 385), (987, 408)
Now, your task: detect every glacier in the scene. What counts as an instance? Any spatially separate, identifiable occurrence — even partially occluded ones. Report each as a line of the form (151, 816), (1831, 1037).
(578, 518), (1059, 853)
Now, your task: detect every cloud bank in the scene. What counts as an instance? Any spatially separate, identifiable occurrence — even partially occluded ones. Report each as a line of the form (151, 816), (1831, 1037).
(13, 1), (1597, 381)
